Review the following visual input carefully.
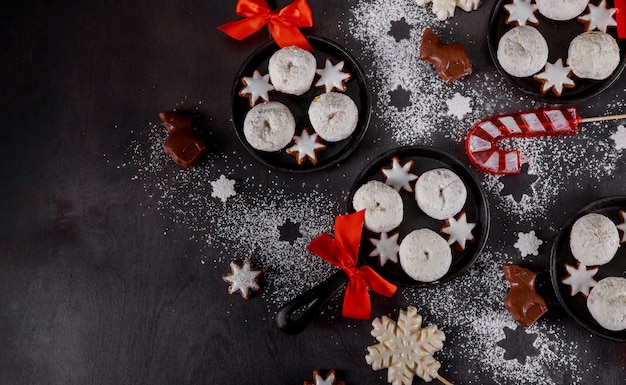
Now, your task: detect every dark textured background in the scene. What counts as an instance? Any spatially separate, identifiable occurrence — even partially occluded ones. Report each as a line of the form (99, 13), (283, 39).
(1, 0), (625, 384)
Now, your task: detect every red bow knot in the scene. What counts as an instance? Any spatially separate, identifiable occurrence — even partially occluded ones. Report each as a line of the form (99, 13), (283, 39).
(217, 0), (314, 51)
(307, 210), (397, 320)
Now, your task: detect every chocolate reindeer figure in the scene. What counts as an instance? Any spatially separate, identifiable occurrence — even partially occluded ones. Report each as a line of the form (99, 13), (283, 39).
(502, 264), (548, 327)
(419, 28), (472, 82)
(159, 111), (207, 168)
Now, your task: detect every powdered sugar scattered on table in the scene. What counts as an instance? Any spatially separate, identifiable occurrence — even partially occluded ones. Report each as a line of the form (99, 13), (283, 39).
(348, 0), (623, 223)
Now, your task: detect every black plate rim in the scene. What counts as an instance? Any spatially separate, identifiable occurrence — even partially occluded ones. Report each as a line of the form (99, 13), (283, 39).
(487, 0), (626, 104)
(230, 35), (371, 173)
(550, 195), (626, 342)
(346, 145), (491, 288)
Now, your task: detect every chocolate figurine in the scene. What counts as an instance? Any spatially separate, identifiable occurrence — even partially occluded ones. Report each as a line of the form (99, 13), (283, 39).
(419, 28), (472, 82)
(159, 111), (207, 168)
(502, 264), (548, 327)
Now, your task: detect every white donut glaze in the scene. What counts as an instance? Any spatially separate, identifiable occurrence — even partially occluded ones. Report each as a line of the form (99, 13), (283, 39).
(415, 168), (467, 220)
(497, 26), (549, 77)
(352, 180), (403, 233)
(268, 46), (316, 95)
(243, 101), (295, 152)
(399, 228), (452, 282)
(308, 92), (359, 142)
(569, 212), (619, 266)
(587, 277), (626, 331)
(568, 31), (620, 80)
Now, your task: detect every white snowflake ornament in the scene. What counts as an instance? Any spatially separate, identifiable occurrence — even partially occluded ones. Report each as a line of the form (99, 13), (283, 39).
(445, 92), (472, 120)
(366, 306), (446, 384)
(610, 125), (626, 150)
(561, 262), (598, 297)
(514, 230), (543, 257)
(211, 174), (236, 203)
(222, 258), (263, 299)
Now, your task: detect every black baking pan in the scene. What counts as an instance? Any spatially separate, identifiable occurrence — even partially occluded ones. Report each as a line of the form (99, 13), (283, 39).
(231, 35), (371, 172)
(551, 196), (626, 342)
(276, 146), (490, 334)
(488, 0), (626, 103)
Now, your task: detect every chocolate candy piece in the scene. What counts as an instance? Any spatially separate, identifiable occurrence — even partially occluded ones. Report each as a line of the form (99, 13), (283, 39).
(502, 264), (548, 327)
(159, 111), (207, 168)
(419, 28), (472, 82)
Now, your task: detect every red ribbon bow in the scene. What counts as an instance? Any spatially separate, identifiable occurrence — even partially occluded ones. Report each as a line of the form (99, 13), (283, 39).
(616, 0), (626, 38)
(307, 210), (397, 320)
(217, 0), (314, 51)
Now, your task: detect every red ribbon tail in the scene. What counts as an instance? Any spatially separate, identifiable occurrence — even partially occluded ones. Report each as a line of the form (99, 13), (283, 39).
(217, 15), (269, 41)
(307, 233), (341, 267)
(359, 266), (397, 297)
(268, 22), (313, 51)
(342, 277), (371, 319)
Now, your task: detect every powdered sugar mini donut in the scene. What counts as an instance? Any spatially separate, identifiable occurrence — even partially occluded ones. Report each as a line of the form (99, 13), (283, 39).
(268, 46), (317, 95)
(497, 26), (549, 77)
(536, 0), (589, 20)
(399, 229), (452, 282)
(352, 180), (403, 233)
(569, 213), (619, 266)
(415, 168), (467, 220)
(308, 92), (359, 142)
(243, 101), (295, 152)
(587, 277), (626, 331)
(568, 31), (620, 80)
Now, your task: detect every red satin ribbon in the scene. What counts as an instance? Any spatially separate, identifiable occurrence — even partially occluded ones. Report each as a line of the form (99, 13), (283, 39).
(307, 210), (397, 320)
(616, 0), (626, 39)
(217, 0), (314, 51)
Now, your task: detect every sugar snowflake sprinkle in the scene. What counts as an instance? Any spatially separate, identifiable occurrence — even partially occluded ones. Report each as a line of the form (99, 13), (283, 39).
(561, 262), (598, 297)
(610, 125), (626, 150)
(381, 157), (418, 192)
(239, 70), (274, 106)
(514, 230), (543, 258)
(369, 232), (400, 266)
(366, 306), (446, 384)
(315, 59), (352, 93)
(222, 258), (263, 299)
(210, 174), (236, 203)
(445, 92), (472, 120)
(414, 0), (481, 21)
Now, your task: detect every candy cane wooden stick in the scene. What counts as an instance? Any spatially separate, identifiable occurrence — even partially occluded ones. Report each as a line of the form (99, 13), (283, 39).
(465, 107), (626, 175)
(437, 375), (454, 385)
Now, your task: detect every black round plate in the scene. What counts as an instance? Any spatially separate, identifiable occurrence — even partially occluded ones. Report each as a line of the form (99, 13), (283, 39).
(551, 196), (626, 341)
(346, 146), (490, 287)
(488, 0), (626, 103)
(231, 35), (371, 172)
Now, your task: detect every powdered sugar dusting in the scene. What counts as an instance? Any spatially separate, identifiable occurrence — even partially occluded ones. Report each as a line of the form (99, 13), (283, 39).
(401, 251), (584, 384)
(347, 0), (624, 223)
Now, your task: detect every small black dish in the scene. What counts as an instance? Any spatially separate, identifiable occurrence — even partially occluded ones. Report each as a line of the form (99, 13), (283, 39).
(488, 0), (626, 103)
(347, 145), (490, 286)
(231, 35), (371, 172)
(550, 196), (626, 342)
(276, 146), (490, 334)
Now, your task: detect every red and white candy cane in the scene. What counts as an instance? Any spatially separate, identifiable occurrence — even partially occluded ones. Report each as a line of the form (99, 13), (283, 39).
(466, 106), (626, 175)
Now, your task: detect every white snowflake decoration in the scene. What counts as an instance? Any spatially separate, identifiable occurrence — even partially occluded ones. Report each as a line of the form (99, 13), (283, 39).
(415, 0), (480, 20)
(211, 174), (236, 203)
(445, 92), (472, 120)
(222, 258), (263, 299)
(369, 232), (400, 266)
(578, 0), (617, 32)
(366, 306), (446, 384)
(610, 124), (626, 150)
(561, 262), (598, 297)
(514, 230), (543, 258)
(381, 157), (418, 192)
